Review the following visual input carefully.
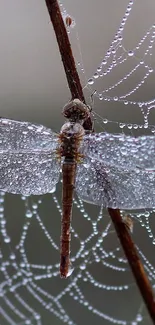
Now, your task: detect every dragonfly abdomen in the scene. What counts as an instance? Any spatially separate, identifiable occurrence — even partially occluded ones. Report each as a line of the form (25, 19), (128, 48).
(60, 159), (76, 278)
(59, 121), (85, 278)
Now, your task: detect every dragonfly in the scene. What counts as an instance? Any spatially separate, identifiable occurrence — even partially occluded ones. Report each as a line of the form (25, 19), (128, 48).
(0, 99), (155, 278)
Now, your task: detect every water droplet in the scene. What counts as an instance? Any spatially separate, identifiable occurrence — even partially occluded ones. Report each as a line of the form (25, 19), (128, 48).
(32, 203), (38, 210)
(49, 186), (56, 194)
(66, 265), (74, 277)
(136, 314), (143, 322)
(34, 314), (41, 320)
(26, 210), (32, 218)
(103, 119), (108, 124)
(102, 59), (107, 65)
(102, 232), (107, 237)
(83, 162), (90, 168)
(4, 236), (10, 243)
(25, 320), (31, 325)
(127, 124), (132, 129)
(128, 50), (134, 56)
(21, 196), (26, 201)
(80, 264), (86, 270)
(88, 78), (94, 85)
(119, 123), (125, 129)
(118, 35), (123, 41)
(93, 73), (99, 79)
(120, 148), (127, 155)
(10, 253), (16, 260)
(111, 48), (116, 54)
(106, 50), (111, 56)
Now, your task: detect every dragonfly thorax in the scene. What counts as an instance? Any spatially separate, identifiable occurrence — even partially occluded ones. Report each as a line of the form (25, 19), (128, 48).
(62, 99), (90, 122)
(60, 121), (85, 137)
(59, 122), (84, 159)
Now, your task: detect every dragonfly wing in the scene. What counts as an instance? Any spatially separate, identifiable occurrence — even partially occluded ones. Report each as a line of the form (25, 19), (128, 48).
(76, 158), (155, 209)
(80, 132), (155, 170)
(0, 118), (60, 195)
(0, 118), (58, 151)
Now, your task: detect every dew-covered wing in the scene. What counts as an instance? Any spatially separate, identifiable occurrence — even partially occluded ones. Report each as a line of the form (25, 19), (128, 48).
(76, 159), (155, 209)
(80, 132), (155, 170)
(0, 118), (60, 195)
(76, 133), (155, 209)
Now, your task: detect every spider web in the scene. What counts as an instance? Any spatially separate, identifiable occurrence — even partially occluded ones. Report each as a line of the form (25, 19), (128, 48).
(63, 0), (155, 132)
(1, 190), (155, 325)
(0, 0), (155, 324)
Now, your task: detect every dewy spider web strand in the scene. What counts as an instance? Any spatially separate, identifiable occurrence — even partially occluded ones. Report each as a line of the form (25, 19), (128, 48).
(0, 0), (155, 324)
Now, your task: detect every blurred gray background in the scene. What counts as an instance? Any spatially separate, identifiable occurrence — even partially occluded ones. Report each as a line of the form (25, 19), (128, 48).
(0, 0), (155, 324)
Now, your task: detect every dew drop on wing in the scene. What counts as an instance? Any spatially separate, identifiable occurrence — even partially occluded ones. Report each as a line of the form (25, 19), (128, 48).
(48, 186), (56, 194)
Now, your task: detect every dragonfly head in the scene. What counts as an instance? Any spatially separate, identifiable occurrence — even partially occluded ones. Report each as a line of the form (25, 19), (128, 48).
(62, 99), (90, 122)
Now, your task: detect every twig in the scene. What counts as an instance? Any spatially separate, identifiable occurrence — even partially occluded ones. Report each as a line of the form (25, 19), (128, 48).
(44, 0), (93, 131)
(44, 0), (155, 322)
(108, 208), (155, 323)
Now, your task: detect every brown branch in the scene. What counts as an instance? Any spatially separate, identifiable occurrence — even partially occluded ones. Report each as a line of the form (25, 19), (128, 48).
(108, 208), (155, 323)
(44, 0), (155, 322)
(44, 0), (93, 131)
